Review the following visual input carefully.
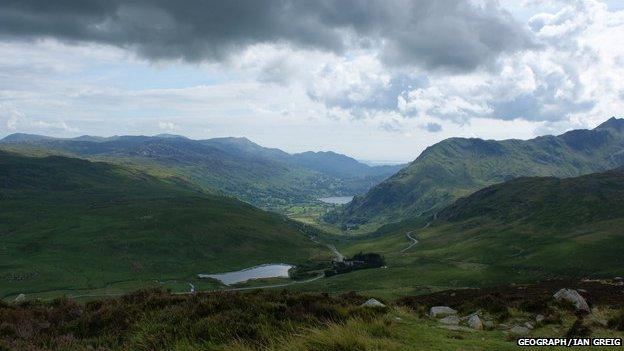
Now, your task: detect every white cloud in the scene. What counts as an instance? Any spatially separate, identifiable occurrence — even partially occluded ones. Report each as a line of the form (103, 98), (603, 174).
(158, 121), (179, 132)
(0, 1), (623, 161)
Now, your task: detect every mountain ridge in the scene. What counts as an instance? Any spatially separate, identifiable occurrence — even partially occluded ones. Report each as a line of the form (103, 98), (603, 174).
(0, 133), (404, 211)
(333, 117), (624, 228)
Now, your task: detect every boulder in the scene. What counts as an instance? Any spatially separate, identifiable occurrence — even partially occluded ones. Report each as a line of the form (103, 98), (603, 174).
(439, 315), (460, 325)
(13, 294), (26, 303)
(429, 306), (457, 318)
(509, 325), (530, 335)
(468, 315), (483, 330)
(553, 288), (590, 312)
(361, 298), (385, 308)
(483, 320), (495, 330)
(535, 314), (545, 323)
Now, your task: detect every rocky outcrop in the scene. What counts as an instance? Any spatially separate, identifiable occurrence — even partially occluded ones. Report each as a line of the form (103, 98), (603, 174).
(468, 315), (483, 330)
(553, 288), (590, 312)
(361, 298), (385, 308)
(429, 306), (457, 318)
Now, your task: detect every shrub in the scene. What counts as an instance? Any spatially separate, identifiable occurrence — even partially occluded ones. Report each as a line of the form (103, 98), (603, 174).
(607, 311), (624, 331)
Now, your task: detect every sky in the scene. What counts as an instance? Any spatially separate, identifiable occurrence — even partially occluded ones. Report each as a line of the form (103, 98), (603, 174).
(1, 0), (624, 162)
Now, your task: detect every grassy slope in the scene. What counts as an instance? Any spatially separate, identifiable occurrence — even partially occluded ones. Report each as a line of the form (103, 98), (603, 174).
(296, 169), (624, 298)
(335, 117), (624, 228)
(0, 151), (326, 298)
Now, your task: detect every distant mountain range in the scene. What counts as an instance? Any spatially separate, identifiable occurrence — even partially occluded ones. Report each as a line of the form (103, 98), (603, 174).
(332, 117), (624, 228)
(0, 151), (325, 297)
(0, 133), (404, 211)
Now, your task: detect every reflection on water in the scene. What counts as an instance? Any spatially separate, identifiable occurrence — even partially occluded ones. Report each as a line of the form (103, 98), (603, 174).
(198, 263), (294, 285)
(318, 196), (354, 204)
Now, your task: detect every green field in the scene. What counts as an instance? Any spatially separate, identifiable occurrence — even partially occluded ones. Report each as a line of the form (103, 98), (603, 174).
(0, 151), (327, 300)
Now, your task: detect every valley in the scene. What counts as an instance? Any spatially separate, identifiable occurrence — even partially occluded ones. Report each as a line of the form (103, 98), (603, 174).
(2, 119), (624, 350)
(3, 2), (624, 349)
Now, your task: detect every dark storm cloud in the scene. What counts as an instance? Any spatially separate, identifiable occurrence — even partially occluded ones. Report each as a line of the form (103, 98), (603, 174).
(422, 122), (442, 133)
(0, 0), (535, 71)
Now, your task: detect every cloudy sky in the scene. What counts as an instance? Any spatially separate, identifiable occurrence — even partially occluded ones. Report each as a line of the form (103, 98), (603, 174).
(1, 0), (624, 162)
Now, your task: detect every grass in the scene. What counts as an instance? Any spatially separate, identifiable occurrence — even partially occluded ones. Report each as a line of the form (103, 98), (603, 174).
(0, 151), (327, 299)
(286, 169), (624, 298)
(2, 287), (623, 351)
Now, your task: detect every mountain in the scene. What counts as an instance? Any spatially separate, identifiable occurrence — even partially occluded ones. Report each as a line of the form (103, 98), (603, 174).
(0, 133), (56, 143)
(0, 151), (325, 297)
(333, 117), (624, 228)
(0, 134), (403, 211)
(419, 167), (624, 279)
(310, 168), (624, 296)
(289, 151), (404, 178)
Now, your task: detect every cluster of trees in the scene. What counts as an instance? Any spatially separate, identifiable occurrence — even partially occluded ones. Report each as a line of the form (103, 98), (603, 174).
(325, 252), (385, 277)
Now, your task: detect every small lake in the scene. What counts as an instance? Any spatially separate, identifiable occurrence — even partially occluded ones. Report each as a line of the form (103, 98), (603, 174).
(198, 263), (294, 285)
(318, 196), (354, 204)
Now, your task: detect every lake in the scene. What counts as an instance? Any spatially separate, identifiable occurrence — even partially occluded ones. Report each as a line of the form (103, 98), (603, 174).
(198, 263), (294, 285)
(318, 196), (354, 204)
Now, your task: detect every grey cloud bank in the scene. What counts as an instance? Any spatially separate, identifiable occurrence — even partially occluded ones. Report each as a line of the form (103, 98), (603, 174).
(0, 0), (533, 71)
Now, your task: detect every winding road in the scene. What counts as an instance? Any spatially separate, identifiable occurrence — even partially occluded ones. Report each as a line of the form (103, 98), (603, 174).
(400, 231), (419, 253)
(400, 214), (436, 253)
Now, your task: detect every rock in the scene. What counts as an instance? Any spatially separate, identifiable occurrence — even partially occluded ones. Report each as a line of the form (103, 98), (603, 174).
(525, 322), (534, 330)
(429, 306), (457, 318)
(483, 320), (495, 330)
(439, 316), (460, 325)
(535, 314), (545, 323)
(13, 294), (26, 303)
(361, 298), (385, 308)
(509, 325), (530, 335)
(553, 288), (590, 312)
(468, 315), (483, 330)
(614, 276), (623, 281)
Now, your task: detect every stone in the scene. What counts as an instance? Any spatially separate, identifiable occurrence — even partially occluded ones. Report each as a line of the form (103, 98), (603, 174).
(535, 314), (545, 323)
(429, 306), (457, 318)
(553, 288), (590, 312)
(361, 298), (385, 308)
(509, 325), (530, 335)
(468, 315), (483, 330)
(525, 322), (534, 330)
(483, 320), (495, 329)
(439, 315), (460, 325)
(13, 294), (26, 303)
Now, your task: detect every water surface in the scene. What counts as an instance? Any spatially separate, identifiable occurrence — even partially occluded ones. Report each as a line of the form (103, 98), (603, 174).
(198, 263), (294, 285)
(318, 196), (354, 204)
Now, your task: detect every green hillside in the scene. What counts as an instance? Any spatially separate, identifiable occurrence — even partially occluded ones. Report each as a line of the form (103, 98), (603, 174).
(300, 168), (624, 297)
(332, 117), (624, 229)
(0, 134), (401, 212)
(0, 151), (325, 299)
